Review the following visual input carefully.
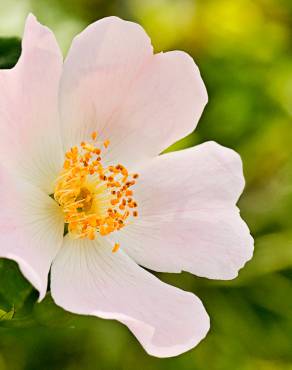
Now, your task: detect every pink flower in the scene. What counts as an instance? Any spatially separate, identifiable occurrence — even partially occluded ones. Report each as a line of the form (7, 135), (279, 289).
(0, 14), (253, 357)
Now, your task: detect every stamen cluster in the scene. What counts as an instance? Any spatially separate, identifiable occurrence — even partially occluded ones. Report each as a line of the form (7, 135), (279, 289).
(54, 132), (138, 245)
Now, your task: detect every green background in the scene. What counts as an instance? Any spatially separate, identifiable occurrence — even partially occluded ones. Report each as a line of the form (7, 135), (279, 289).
(0, 0), (292, 369)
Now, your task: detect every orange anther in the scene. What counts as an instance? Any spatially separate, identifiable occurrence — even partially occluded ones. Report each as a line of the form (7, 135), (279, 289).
(88, 230), (95, 240)
(112, 243), (120, 253)
(64, 160), (70, 170)
(103, 139), (110, 148)
(110, 199), (119, 206)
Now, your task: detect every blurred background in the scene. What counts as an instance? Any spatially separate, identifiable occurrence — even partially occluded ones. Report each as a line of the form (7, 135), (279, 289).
(0, 0), (292, 369)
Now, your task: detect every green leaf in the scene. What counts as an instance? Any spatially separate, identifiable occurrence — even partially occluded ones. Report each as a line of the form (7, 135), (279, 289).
(0, 258), (34, 310)
(34, 294), (79, 328)
(0, 306), (15, 321)
(236, 231), (292, 283)
(0, 37), (21, 69)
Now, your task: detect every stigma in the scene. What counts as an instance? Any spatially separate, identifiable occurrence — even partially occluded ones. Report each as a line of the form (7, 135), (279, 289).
(54, 132), (138, 244)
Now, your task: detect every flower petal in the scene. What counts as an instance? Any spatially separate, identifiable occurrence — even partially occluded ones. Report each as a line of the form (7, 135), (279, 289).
(112, 141), (253, 280)
(51, 237), (210, 357)
(0, 165), (64, 300)
(60, 16), (207, 166)
(0, 14), (63, 194)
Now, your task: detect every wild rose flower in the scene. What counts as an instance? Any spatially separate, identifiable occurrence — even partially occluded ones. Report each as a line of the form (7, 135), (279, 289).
(0, 14), (253, 357)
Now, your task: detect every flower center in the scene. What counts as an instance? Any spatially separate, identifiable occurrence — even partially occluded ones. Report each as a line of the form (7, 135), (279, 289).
(54, 132), (138, 248)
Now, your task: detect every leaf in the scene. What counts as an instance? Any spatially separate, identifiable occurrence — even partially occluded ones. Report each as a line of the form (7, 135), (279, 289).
(0, 258), (34, 310)
(0, 306), (15, 321)
(0, 37), (21, 69)
(34, 294), (79, 328)
(236, 231), (292, 283)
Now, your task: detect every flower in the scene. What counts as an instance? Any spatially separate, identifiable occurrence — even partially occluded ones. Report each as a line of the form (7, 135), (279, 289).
(0, 14), (253, 357)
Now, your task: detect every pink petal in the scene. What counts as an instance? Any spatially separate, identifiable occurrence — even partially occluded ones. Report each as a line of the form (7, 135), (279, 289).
(112, 141), (253, 280)
(60, 16), (207, 166)
(0, 165), (64, 300)
(51, 237), (210, 357)
(0, 14), (63, 194)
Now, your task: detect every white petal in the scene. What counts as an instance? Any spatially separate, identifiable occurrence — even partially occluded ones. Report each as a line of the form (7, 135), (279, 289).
(0, 14), (64, 193)
(112, 141), (253, 279)
(0, 165), (64, 300)
(51, 237), (210, 357)
(60, 16), (207, 166)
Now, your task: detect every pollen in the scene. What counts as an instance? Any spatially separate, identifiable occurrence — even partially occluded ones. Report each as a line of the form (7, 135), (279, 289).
(54, 133), (138, 249)
(103, 139), (110, 149)
(112, 243), (120, 253)
(91, 131), (97, 141)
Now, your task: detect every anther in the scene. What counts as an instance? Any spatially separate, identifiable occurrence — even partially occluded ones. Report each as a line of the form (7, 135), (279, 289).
(112, 243), (120, 253)
(54, 131), (139, 243)
(91, 131), (97, 140)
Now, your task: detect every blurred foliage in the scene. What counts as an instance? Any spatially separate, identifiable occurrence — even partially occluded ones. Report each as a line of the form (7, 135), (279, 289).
(0, 0), (292, 369)
(0, 38), (20, 68)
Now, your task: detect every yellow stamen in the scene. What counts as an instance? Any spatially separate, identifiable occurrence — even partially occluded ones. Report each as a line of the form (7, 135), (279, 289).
(54, 133), (138, 247)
